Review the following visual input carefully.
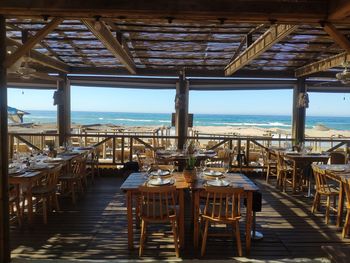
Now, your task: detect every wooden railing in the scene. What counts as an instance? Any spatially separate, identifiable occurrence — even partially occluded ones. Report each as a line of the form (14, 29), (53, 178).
(8, 132), (350, 169)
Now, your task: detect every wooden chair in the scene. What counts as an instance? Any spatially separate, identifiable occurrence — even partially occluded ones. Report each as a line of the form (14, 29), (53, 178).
(329, 152), (346, 165)
(86, 149), (100, 183)
(138, 185), (179, 257)
(200, 186), (243, 257)
(261, 148), (277, 183)
(59, 156), (87, 204)
(31, 164), (62, 224)
(276, 153), (293, 191)
(342, 178), (350, 238)
(311, 164), (339, 224)
(9, 184), (22, 227)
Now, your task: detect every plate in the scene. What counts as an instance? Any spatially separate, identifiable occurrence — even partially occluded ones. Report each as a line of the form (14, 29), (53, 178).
(30, 164), (49, 170)
(150, 170), (170, 177)
(43, 157), (63, 163)
(148, 178), (174, 186)
(8, 168), (24, 175)
(329, 167), (345, 172)
(206, 179), (230, 187)
(204, 170), (223, 177)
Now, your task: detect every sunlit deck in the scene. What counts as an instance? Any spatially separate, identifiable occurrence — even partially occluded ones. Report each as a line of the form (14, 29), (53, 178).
(10, 174), (350, 262)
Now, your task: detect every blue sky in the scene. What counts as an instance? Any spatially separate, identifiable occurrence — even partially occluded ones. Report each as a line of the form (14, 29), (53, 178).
(7, 86), (350, 117)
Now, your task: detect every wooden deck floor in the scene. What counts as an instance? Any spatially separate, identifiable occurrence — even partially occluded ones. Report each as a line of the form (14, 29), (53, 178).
(10, 174), (350, 262)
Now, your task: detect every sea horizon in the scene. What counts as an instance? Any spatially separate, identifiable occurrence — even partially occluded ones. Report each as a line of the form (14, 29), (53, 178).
(16, 109), (350, 131)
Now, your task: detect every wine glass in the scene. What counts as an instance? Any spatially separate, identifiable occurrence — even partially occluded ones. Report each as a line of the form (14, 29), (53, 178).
(223, 162), (230, 175)
(169, 162), (176, 175)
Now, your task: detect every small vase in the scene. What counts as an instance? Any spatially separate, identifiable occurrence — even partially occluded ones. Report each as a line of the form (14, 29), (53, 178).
(183, 169), (196, 183)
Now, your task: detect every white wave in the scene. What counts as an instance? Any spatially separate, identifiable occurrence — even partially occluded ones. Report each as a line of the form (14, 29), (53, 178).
(98, 117), (104, 120)
(210, 122), (291, 127)
(114, 118), (169, 123)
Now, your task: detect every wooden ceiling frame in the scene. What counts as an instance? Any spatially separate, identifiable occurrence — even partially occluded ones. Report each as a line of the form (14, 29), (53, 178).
(4, 17), (63, 68)
(81, 19), (136, 74)
(224, 24), (298, 76)
(322, 22), (350, 52)
(329, 0), (350, 20)
(295, 52), (350, 77)
(6, 37), (70, 73)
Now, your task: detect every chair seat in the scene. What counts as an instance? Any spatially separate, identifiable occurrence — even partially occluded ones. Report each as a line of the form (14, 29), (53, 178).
(32, 185), (56, 195)
(318, 187), (339, 195)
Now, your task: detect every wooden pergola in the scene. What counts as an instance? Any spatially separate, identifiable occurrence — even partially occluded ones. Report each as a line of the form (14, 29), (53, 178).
(1, 1), (350, 262)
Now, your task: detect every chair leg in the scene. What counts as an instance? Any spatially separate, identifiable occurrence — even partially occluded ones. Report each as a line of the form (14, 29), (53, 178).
(201, 220), (210, 257)
(54, 193), (60, 212)
(234, 221), (242, 257)
(43, 198), (48, 224)
(311, 192), (319, 213)
(15, 198), (22, 227)
(266, 165), (270, 183)
(71, 182), (76, 205)
(171, 219), (180, 257)
(139, 220), (147, 257)
(325, 196), (331, 224)
(342, 210), (350, 238)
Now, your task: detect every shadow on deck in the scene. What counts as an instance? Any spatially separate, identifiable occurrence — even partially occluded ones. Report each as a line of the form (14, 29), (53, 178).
(10, 175), (350, 262)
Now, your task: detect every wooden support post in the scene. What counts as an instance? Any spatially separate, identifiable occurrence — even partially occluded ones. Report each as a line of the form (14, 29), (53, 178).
(0, 15), (10, 263)
(175, 69), (189, 150)
(57, 74), (71, 146)
(292, 78), (306, 145)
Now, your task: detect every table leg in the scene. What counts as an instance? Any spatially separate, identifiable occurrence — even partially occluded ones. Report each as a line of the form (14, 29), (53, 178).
(178, 189), (185, 248)
(337, 182), (344, 228)
(126, 191), (134, 250)
(245, 191), (253, 256)
(27, 183), (33, 224)
(193, 190), (200, 250)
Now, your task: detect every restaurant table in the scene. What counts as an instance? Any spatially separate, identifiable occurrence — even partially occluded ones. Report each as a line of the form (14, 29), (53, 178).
(120, 172), (188, 250)
(192, 173), (259, 255)
(282, 152), (330, 193)
(120, 171), (259, 256)
(314, 164), (350, 227)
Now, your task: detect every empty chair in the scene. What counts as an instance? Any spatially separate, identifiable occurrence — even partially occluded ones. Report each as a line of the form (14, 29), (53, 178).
(31, 164), (62, 224)
(138, 185), (179, 257)
(329, 151), (346, 164)
(276, 153), (293, 191)
(311, 164), (339, 224)
(59, 156), (87, 204)
(261, 148), (277, 183)
(200, 186), (243, 257)
(86, 148), (100, 183)
(342, 179), (350, 238)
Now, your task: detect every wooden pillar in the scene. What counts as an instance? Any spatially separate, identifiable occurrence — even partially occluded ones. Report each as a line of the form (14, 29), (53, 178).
(57, 74), (71, 146)
(0, 15), (10, 263)
(175, 69), (189, 150)
(292, 78), (306, 145)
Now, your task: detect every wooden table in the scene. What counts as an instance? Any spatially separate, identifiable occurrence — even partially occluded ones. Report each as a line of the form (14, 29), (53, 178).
(120, 172), (189, 250)
(283, 153), (329, 193)
(314, 164), (350, 227)
(192, 173), (259, 255)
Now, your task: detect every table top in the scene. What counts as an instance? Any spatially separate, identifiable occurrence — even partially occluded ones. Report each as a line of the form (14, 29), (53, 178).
(9, 170), (43, 184)
(314, 164), (350, 182)
(120, 172), (259, 192)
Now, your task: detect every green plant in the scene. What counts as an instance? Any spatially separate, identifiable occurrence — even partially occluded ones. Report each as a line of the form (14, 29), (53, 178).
(185, 155), (196, 170)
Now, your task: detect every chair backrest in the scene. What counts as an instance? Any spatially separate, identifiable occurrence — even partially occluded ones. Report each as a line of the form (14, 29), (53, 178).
(343, 179), (350, 209)
(329, 151), (346, 164)
(277, 152), (288, 171)
(202, 186), (243, 222)
(45, 164), (63, 188)
(311, 164), (332, 193)
(71, 156), (87, 178)
(138, 185), (177, 221)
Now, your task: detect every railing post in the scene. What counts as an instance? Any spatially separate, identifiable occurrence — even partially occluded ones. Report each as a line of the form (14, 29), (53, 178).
(121, 136), (125, 164)
(112, 137), (116, 165)
(246, 139), (250, 167)
(129, 137), (133, 162)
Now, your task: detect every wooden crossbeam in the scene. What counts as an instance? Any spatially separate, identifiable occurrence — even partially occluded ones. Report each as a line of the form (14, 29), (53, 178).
(6, 37), (70, 73)
(224, 24), (298, 76)
(323, 22), (350, 52)
(329, 0), (350, 20)
(4, 17), (63, 68)
(295, 52), (350, 77)
(81, 19), (136, 74)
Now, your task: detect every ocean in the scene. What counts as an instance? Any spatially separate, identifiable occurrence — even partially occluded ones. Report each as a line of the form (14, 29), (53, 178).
(19, 110), (350, 131)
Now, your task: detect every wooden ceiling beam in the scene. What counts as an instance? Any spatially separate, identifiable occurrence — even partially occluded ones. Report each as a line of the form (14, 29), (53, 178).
(0, 1), (330, 24)
(322, 22), (350, 52)
(224, 24), (298, 76)
(6, 37), (70, 73)
(4, 17), (63, 68)
(295, 52), (350, 77)
(81, 19), (136, 74)
(329, 0), (350, 20)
